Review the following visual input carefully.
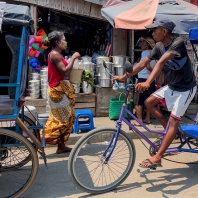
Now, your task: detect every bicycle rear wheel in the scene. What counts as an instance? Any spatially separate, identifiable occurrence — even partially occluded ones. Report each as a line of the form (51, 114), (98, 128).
(0, 128), (39, 198)
(68, 127), (136, 194)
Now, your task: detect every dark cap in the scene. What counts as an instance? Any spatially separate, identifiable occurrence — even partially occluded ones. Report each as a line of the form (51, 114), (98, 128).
(145, 18), (176, 32)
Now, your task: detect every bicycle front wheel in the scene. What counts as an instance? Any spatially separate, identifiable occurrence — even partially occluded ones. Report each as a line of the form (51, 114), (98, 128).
(68, 127), (136, 194)
(0, 128), (39, 198)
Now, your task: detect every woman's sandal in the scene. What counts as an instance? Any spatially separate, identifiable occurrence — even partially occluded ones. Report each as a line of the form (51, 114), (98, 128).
(139, 159), (162, 170)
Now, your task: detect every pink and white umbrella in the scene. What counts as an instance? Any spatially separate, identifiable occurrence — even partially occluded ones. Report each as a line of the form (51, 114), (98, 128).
(101, 0), (198, 34)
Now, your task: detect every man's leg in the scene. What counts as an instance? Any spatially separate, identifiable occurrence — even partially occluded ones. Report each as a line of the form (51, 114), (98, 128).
(140, 117), (179, 166)
(145, 96), (167, 129)
(133, 105), (143, 125)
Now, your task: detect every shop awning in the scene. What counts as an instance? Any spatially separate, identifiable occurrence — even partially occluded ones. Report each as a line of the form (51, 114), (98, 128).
(101, 0), (198, 34)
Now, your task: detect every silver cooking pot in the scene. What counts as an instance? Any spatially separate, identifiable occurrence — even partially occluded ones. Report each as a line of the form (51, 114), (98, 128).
(82, 62), (95, 72)
(111, 55), (130, 66)
(96, 56), (111, 66)
(81, 56), (92, 63)
(99, 61), (114, 73)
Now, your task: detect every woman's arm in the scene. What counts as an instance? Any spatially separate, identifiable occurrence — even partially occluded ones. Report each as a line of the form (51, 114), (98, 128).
(50, 52), (80, 76)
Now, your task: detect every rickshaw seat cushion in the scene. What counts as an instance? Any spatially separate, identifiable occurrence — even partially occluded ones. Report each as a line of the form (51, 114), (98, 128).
(5, 34), (21, 99)
(0, 95), (15, 115)
(181, 125), (198, 139)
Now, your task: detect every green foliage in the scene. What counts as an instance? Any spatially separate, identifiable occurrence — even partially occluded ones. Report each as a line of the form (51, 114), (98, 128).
(81, 70), (95, 87)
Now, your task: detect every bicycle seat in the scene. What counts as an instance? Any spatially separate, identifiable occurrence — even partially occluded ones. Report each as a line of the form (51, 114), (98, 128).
(181, 125), (198, 139)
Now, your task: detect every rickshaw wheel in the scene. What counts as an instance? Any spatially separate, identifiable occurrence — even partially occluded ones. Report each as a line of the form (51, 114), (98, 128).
(0, 128), (38, 198)
(2, 115), (40, 171)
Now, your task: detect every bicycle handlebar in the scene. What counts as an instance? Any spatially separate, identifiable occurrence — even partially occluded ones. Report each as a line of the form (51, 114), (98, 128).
(103, 60), (133, 91)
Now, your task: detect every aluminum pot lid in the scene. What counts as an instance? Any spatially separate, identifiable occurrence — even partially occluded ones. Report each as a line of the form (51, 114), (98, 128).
(83, 62), (95, 65)
(111, 55), (130, 58)
(96, 56), (110, 59)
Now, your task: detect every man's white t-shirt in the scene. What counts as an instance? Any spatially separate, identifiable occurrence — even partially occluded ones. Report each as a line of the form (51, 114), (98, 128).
(138, 50), (156, 79)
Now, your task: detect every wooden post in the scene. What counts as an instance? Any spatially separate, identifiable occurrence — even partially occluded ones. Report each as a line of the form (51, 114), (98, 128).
(30, 5), (38, 35)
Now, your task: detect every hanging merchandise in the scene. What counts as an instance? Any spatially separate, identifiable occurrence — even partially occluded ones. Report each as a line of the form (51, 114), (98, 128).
(28, 29), (48, 58)
(29, 57), (40, 71)
(104, 42), (112, 57)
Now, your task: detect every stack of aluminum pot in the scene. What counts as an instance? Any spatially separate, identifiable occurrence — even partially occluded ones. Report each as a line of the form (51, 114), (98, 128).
(96, 56), (114, 87)
(40, 67), (48, 99)
(112, 55), (131, 87)
(29, 73), (40, 98)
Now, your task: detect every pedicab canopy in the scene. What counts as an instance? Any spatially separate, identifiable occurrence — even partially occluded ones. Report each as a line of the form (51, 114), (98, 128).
(0, 2), (33, 27)
(102, 0), (198, 34)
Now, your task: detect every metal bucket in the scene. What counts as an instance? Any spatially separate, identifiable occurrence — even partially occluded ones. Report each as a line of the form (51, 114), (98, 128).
(82, 81), (93, 93)
(99, 62), (114, 73)
(96, 56), (111, 67)
(111, 55), (130, 66)
(100, 72), (114, 79)
(82, 62), (95, 71)
(72, 83), (81, 93)
(114, 66), (125, 76)
(40, 70), (48, 76)
(81, 56), (92, 63)
(99, 78), (111, 87)
(29, 80), (40, 86)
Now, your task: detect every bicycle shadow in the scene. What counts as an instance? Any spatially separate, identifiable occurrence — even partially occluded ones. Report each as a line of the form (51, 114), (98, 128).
(78, 164), (198, 198)
(117, 165), (198, 196)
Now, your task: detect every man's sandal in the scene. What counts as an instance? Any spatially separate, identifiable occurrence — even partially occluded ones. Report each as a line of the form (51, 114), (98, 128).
(139, 159), (162, 170)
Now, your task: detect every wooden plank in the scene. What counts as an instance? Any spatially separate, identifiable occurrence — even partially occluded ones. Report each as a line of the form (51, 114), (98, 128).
(85, 0), (107, 5)
(112, 29), (127, 56)
(76, 0), (84, 15)
(37, 0), (41, 6)
(35, 106), (46, 114)
(75, 93), (96, 103)
(29, 0), (38, 4)
(113, 29), (121, 55)
(61, 0), (70, 12)
(97, 5), (103, 19)
(74, 102), (95, 108)
(69, 0), (77, 13)
(46, 0), (54, 8)
(54, 0), (62, 10)
(90, 3), (99, 18)
(74, 107), (96, 116)
(83, 1), (91, 16)
(121, 29), (127, 56)
(25, 97), (47, 107)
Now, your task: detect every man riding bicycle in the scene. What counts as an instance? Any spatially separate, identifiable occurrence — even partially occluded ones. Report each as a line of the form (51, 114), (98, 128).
(113, 18), (197, 169)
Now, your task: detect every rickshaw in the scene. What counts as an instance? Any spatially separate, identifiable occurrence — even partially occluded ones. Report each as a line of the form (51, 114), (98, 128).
(0, 3), (46, 198)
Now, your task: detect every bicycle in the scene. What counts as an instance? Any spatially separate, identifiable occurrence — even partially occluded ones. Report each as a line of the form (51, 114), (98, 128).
(68, 62), (198, 194)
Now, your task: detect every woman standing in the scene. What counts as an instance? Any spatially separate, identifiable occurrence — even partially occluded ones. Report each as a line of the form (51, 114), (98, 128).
(41, 31), (80, 154)
(133, 37), (156, 126)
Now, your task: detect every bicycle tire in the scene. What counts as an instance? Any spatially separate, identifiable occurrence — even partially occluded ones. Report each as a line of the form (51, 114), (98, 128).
(68, 127), (136, 194)
(0, 128), (38, 198)
(3, 115), (40, 171)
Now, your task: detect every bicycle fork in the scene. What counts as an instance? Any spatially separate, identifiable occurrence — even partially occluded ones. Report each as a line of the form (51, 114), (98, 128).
(102, 121), (122, 164)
